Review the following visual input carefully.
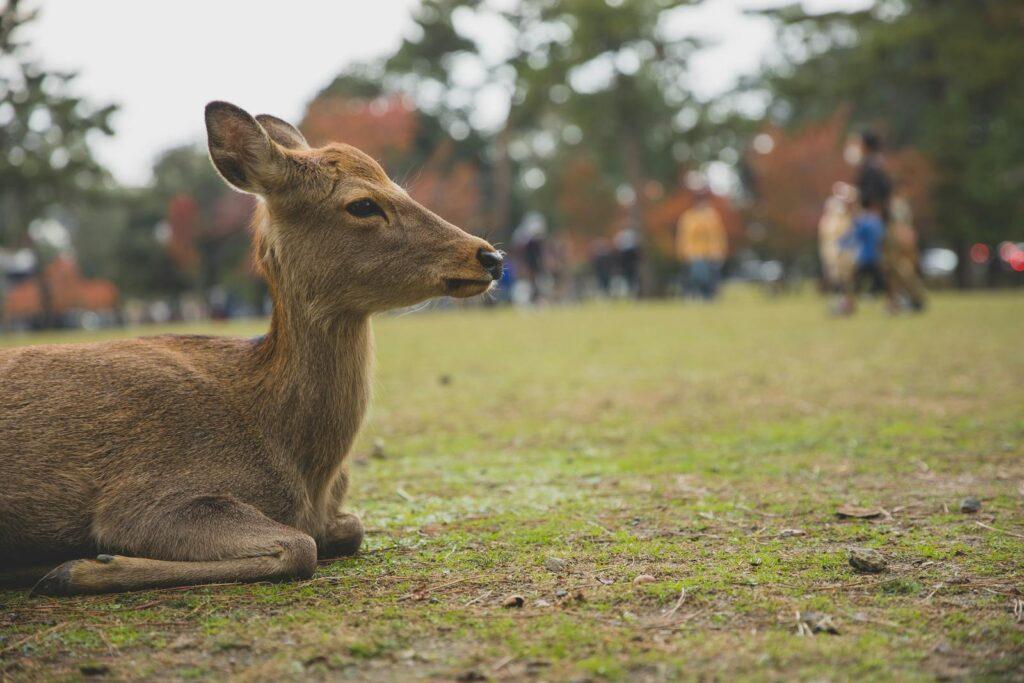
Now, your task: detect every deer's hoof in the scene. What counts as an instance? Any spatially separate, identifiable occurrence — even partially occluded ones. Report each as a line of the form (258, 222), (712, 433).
(30, 561), (76, 597)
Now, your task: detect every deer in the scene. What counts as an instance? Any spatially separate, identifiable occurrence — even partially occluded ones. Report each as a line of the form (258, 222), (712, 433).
(0, 101), (504, 596)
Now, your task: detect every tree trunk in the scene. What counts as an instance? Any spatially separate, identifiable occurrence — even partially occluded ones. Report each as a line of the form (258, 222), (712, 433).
(490, 124), (514, 245)
(29, 243), (57, 328)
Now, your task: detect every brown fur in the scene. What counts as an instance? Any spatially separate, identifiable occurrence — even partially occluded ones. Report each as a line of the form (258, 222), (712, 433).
(0, 102), (501, 595)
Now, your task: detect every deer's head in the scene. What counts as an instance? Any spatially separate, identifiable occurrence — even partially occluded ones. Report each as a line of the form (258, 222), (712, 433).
(204, 101), (502, 317)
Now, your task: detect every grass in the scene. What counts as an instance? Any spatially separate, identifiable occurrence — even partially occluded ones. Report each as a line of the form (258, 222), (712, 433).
(1, 289), (1023, 681)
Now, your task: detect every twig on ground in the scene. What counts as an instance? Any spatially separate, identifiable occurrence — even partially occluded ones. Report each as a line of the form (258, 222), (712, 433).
(661, 587), (687, 623)
(735, 503), (780, 518)
(397, 576), (471, 602)
(975, 521), (1024, 540)
(464, 589), (494, 607)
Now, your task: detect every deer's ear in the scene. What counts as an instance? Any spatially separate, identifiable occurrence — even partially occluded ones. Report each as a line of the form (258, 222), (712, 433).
(256, 114), (309, 151)
(205, 101), (287, 194)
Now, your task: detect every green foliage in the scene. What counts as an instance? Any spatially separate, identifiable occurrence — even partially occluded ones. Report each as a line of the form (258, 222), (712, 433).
(0, 0), (116, 244)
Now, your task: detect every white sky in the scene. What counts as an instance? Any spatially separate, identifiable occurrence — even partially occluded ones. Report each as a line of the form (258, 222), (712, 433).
(24, 0), (869, 186)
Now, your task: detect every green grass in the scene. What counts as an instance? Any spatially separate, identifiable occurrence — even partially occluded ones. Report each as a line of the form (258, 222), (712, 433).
(2, 289), (1023, 681)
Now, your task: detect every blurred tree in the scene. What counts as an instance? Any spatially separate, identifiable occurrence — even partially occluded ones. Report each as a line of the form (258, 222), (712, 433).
(755, 0), (1024, 271)
(746, 111), (852, 258)
(512, 0), (701, 237)
(0, 0), (117, 326)
(552, 153), (619, 239)
(148, 145), (255, 310)
(383, 0), (712, 259)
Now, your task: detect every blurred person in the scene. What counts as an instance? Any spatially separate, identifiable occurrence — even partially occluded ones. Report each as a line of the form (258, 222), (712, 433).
(837, 194), (887, 314)
(818, 182), (855, 291)
(676, 189), (727, 300)
(856, 129), (892, 219)
(834, 130), (897, 315)
(590, 237), (614, 296)
(614, 225), (641, 297)
(883, 194), (926, 312)
(546, 236), (571, 302)
(512, 212), (548, 303)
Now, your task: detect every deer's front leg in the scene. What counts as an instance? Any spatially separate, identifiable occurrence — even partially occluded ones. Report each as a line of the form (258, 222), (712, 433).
(317, 512), (364, 559)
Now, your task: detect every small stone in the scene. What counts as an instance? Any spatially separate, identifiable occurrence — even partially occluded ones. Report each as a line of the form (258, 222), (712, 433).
(849, 547), (888, 573)
(534, 598), (552, 607)
(633, 574), (657, 585)
(501, 594), (525, 608)
(544, 556), (568, 573)
(370, 438), (387, 459)
(959, 496), (981, 513)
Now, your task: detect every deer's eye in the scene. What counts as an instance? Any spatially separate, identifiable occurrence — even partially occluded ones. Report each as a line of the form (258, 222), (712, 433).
(346, 198), (385, 219)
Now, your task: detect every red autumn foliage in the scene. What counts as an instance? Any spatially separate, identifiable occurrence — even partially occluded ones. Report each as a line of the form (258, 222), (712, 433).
(5, 256), (118, 320)
(406, 142), (484, 235)
(301, 94), (417, 164)
(166, 194), (200, 272)
(746, 110), (852, 255)
(554, 154), (620, 240)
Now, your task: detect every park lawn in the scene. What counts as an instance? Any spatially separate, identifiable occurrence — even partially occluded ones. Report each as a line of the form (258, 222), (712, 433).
(1, 290), (1023, 682)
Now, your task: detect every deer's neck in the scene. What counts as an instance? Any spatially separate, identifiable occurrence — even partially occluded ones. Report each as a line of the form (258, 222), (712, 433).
(253, 294), (373, 498)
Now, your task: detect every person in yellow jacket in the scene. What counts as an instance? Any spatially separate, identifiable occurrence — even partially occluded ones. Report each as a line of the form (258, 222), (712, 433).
(676, 190), (728, 299)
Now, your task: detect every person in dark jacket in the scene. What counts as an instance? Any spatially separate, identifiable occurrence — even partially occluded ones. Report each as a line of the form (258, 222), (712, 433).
(856, 130), (892, 220)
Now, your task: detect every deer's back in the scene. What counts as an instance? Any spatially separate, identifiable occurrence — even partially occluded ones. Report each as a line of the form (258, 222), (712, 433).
(0, 334), (294, 564)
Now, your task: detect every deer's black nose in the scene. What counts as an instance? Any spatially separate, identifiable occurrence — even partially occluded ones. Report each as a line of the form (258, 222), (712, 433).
(476, 248), (504, 280)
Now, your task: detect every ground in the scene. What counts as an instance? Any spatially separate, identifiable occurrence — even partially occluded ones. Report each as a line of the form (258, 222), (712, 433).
(1, 290), (1023, 682)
